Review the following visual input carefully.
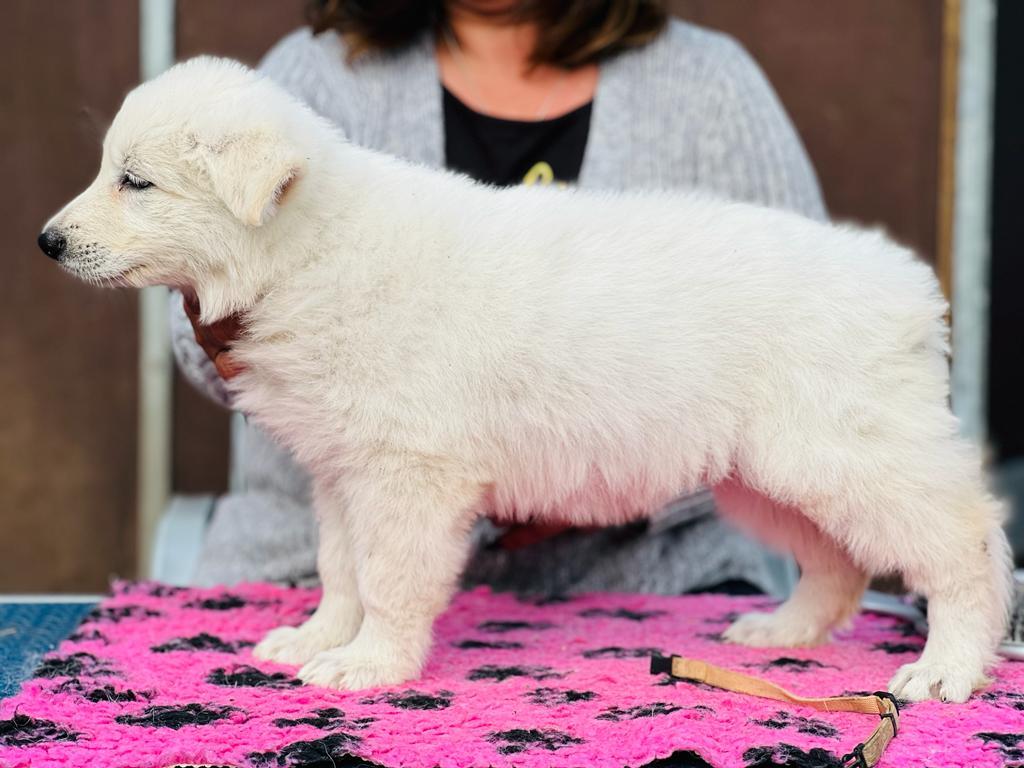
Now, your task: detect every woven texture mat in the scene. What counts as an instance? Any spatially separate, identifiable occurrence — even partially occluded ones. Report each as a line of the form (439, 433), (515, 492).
(0, 603), (95, 699)
(1, 582), (1022, 767)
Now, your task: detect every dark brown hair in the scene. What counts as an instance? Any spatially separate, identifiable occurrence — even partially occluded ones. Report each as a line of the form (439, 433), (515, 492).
(306, 0), (668, 68)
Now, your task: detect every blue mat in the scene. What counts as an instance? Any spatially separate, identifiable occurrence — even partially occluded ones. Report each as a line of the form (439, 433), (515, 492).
(0, 603), (95, 699)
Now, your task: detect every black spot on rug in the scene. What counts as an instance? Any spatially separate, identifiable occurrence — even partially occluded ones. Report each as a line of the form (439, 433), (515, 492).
(0, 714), (79, 747)
(467, 665), (564, 682)
(487, 727), (584, 755)
(53, 679), (149, 703)
(248, 733), (381, 767)
(636, 751), (717, 768)
(477, 620), (554, 633)
(582, 645), (663, 659)
(184, 593), (250, 611)
(579, 607), (667, 622)
(273, 707), (375, 730)
(66, 628), (109, 644)
(596, 702), (684, 721)
(115, 703), (239, 729)
(517, 593), (573, 606)
(750, 711), (839, 739)
(746, 657), (835, 673)
(33, 651), (116, 679)
(151, 632), (247, 654)
(84, 605), (161, 623)
(975, 732), (1024, 763)
(206, 665), (301, 689)
(453, 638), (524, 650)
(871, 641), (924, 655)
(743, 743), (846, 768)
(359, 690), (455, 711)
(525, 687), (599, 706)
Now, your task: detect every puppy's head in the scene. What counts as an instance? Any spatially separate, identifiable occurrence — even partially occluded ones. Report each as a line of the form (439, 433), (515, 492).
(39, 57), (308, 321)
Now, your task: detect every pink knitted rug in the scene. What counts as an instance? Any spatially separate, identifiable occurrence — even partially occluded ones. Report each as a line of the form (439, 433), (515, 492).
(1, 583), (1022, 768)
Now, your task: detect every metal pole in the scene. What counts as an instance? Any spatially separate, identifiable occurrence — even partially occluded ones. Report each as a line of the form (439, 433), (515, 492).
(950, 0), (997, 441)
(137, 0), (176, 577)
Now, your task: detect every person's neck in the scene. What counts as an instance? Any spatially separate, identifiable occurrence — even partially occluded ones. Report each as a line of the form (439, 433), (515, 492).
(438, 7), (599, 121)
(446, 11), (539, 79)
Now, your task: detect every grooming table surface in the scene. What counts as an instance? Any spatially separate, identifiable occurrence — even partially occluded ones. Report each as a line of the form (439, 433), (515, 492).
(0, 583), (1021, 768)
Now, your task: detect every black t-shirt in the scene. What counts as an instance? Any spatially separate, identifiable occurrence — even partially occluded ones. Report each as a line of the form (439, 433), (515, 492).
(443, 86), (592, 187)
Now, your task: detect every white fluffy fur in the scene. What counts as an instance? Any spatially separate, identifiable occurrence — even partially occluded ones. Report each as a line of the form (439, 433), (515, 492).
(43, 57), (1012, 701)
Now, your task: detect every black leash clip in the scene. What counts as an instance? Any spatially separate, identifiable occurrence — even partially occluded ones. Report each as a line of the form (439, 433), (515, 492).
(841, 744), (868, 768)
(649, 655), (675, 676)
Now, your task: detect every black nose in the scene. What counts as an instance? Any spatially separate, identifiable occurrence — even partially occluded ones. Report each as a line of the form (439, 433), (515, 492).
(38, 229), (66, 261)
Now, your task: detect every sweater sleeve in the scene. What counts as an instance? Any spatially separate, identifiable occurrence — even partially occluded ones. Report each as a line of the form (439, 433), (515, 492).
(169, 29), (344, 407)
(695, 35), (827, 222)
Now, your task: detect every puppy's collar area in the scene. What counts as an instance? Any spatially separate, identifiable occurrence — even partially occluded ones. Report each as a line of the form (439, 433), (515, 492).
(192, 283), (258, 326)
(650, 655), (900, 768)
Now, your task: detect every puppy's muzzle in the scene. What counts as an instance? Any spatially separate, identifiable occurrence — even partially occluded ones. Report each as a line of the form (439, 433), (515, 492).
(37, 229), (67, 261)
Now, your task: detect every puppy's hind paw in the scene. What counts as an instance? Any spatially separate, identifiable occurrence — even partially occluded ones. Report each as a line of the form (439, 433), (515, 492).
(888, 659), (987, 703)
(723, 611), (829, 648)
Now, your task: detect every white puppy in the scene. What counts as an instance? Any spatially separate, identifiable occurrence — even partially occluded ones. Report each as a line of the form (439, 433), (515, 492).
(41, 57), (1011, 701)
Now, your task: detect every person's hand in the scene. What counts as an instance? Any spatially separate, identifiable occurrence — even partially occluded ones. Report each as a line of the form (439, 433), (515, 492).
(182, 291), (246, 380)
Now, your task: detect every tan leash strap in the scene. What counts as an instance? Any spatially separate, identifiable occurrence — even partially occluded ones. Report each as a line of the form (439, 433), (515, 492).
(650, 655), (900, 768)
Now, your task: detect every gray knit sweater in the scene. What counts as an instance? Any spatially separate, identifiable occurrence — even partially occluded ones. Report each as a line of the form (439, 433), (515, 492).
(171, 19), (826, 594)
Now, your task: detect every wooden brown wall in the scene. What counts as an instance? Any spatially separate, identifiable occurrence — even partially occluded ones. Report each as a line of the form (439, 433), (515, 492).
(176, 0), (305, 63)
(669, 0), (952, 274)
(0, 0), (140, 591)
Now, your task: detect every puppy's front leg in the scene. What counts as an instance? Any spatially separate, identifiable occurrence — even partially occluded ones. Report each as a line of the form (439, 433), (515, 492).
(253, 493), (363, 665)
(299, 464), (480, 690)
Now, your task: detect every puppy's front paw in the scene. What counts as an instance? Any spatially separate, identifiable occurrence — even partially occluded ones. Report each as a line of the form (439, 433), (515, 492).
(888, 659), (987, 703)
(298, 639), (420, 690)
(253, 617), (358, 666)
(723, 611), (829, 648)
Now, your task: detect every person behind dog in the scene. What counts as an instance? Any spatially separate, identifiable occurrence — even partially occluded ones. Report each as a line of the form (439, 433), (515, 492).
(171, 0), (826, 595)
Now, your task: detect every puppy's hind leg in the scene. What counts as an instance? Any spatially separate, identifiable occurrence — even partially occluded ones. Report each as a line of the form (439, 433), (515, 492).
(884, 466), (1012, 702)
(299, 461), (481, 690)
(253, 487), (364, 666)
(714, 481), (868, 647)
(755, 432), (1010, 702)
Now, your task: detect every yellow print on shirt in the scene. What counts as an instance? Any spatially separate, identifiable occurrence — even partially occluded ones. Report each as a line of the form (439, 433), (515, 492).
(523, 161), (554, 186)
(522, 161), (570, 188)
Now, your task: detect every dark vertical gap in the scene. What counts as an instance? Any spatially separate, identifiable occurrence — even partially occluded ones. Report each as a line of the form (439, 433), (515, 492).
(987, 1), (1023, 459)
(988, 0), (1024, 562)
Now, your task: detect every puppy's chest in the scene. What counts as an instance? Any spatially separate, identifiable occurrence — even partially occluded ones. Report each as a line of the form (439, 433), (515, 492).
(231, 338), (363, 445)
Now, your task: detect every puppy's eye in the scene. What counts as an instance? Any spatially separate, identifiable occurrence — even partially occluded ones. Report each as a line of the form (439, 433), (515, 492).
(120, 172), (153, 191)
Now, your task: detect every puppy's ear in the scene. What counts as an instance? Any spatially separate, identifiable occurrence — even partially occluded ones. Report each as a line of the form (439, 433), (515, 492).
(197, 132), (303, 227)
